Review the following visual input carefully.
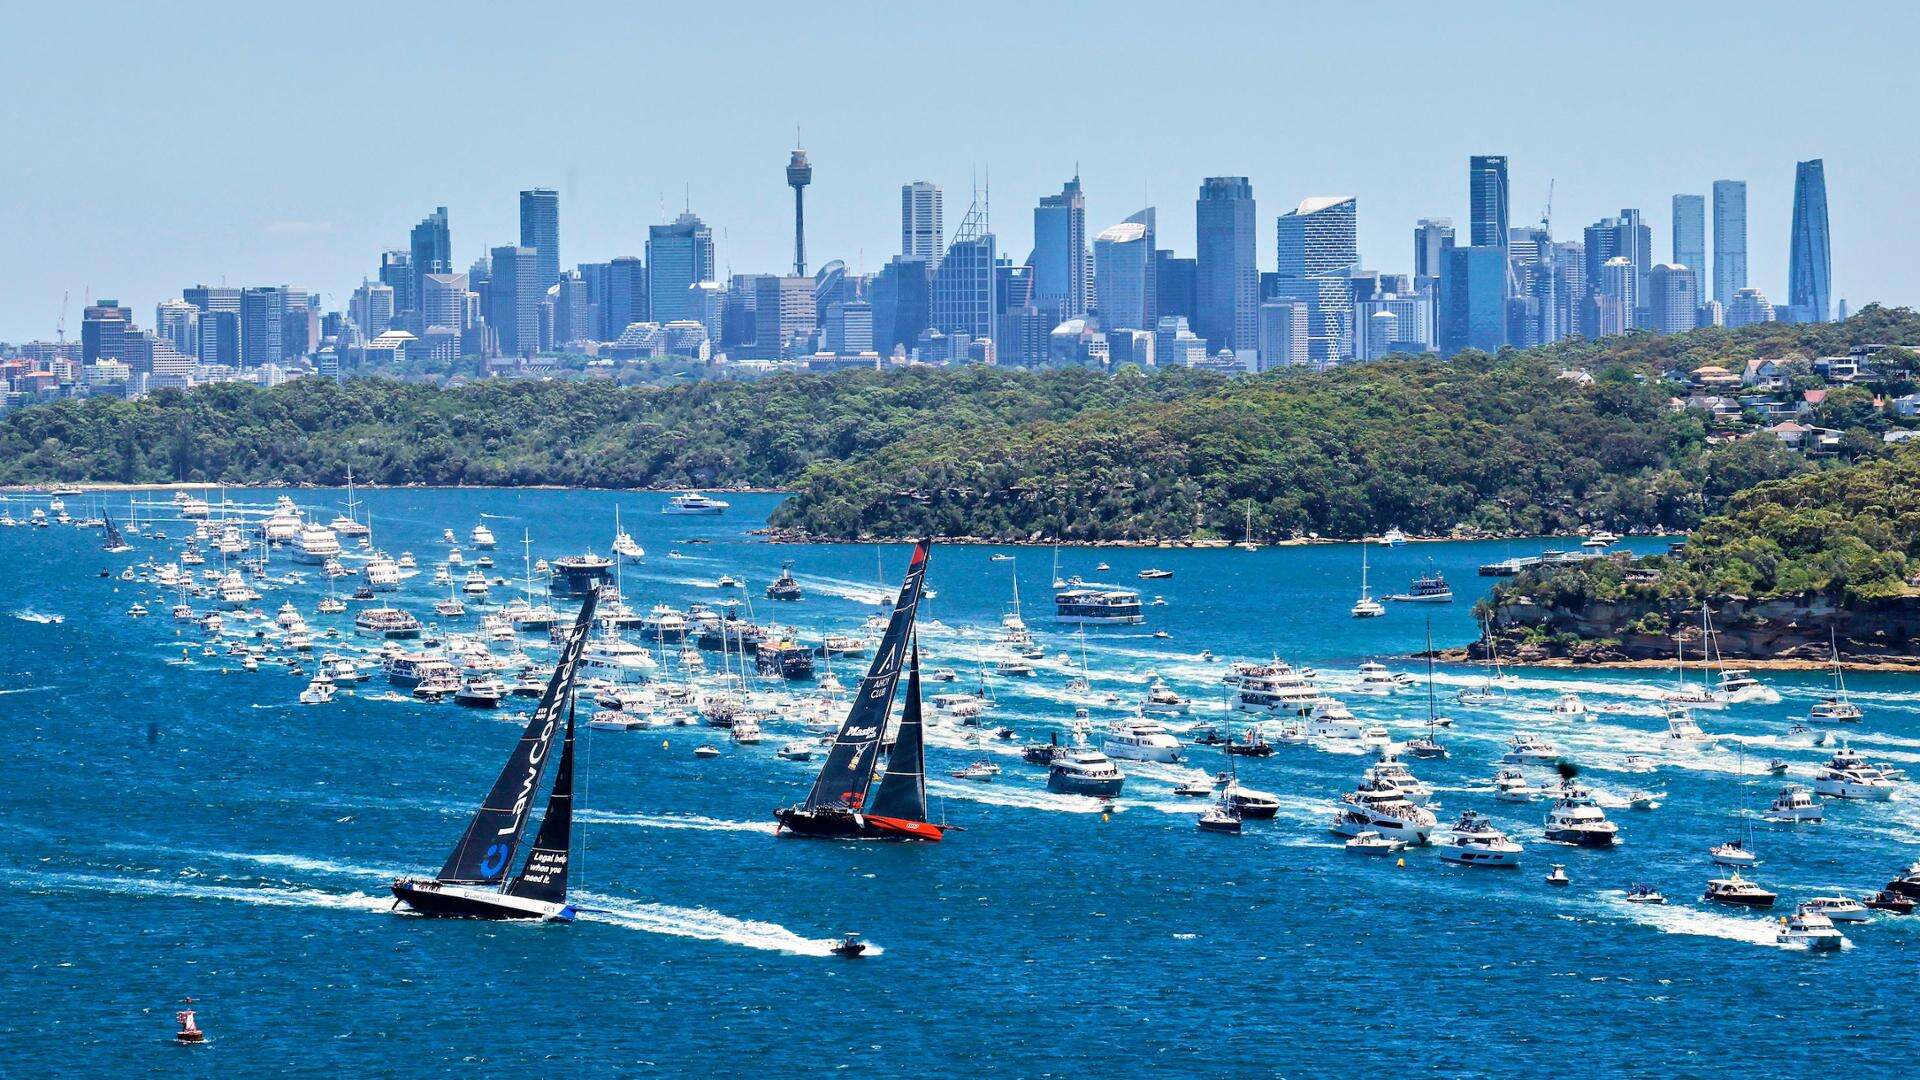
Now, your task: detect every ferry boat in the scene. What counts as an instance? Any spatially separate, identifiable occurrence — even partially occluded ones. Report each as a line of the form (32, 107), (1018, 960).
(356, 607), (424, 640)
(766, 562), (804, 602)
(1233, 661), (1322, 716)
(292, 522), (340, 564)
(1387, 571), (1453, 604)
(1331, 775), (1436, 845)
(663, 491), (730, 515)
(1438, 811), (1524, 867)
(1053, 586), (1144, 626)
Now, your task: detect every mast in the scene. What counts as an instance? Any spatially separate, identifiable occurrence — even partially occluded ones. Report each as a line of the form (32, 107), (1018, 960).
(505, 692), (577, 903)
(800, 539), (931, 812)
(437, 587), (599, 885)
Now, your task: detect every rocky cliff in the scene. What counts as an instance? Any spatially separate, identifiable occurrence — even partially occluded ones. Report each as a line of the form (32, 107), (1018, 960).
(1482, 591), (1920, 666)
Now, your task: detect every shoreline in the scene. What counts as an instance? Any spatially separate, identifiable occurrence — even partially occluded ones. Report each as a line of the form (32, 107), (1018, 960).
(1432, 648), (1920, 674)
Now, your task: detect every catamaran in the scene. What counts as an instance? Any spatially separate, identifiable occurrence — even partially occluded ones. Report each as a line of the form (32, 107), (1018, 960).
(775, 539), (947, 841)
(389, 588), (599, 920)
(1808, 630), (1864, 723)
(1351, 539), (1384, 618)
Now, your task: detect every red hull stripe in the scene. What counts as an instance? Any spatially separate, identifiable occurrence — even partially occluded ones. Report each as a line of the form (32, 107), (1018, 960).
(863, 815), (944, 841)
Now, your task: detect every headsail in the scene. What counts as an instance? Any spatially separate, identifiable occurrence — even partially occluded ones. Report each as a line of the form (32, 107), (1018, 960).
(438, 586), (599, 885)
(866, 637), (928, 823)
(102, 513), (128, 552)
(803, 539), (931, 812)
(505, 696), (576, 904)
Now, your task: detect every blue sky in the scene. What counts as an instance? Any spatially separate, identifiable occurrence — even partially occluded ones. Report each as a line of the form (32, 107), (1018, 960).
(2, 1), (1909, 339)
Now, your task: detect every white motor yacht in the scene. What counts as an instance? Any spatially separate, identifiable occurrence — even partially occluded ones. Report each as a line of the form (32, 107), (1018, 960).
(580, 633), (659, 683)
(1438, 811), (1524, 867)
(1664, 706), (1714, 748)
(1500, 732), (1559, 765)
(292, 522), (341, 564)
(1812, 746), (1899, 800)
(1344, 830), (1406, 855)
(1762, 785), (1824, 823)
(1102, 718), (1184, 763)
(470, 523), (497, 549)
(1801, 896), (1870, 923)
(1306, 698), (1366, 740)
(1233, 661), (1321, 715)
(1354, 661), (1401, 695)
(1331, 775), (1436, 844)
(1777, 905), (1846, 951)
(298, 676), (335, 705)
(1543, 785), (1619, 847)
(1365, 757), (1432, 805)
(1047, 737), (1127, 797)
(1493, 766), (1539, 803)
(1140, 680), (1190, 715)
(1548, 693), (1587, 720)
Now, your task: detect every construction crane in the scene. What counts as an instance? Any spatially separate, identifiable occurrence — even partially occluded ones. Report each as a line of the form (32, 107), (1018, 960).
(1540, 179), (1555, 237)
(56, 289), (69, 345)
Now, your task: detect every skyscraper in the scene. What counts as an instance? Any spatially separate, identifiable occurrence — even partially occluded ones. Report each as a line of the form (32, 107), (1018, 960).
(603, 256), (648, 340)
(1033, 175), (1088, 320)
(410, 206), (451, 308)
(421, 273), (470, 355)
(1092, 211), (1154, 330)
(930, 196), (996, 353)
(1468, 155), (1510, 280)
(901, 181), (943, 267)
(486, 245), (541, 357)
(1646, 263), (1699, 334)
(239, 286), (286, 366)
(1439, 246), (1508, 354)
(1413, 218), (1456, 283)
(81, 300), (132, 363)
(1273, 196), (1359, 362)
(646, 212), (715, 324)
(1711, 180), (1748, 308)
(155, 298), (197, 357)
(787, 146), (812, 277)
(349, 281), (393, 345)
(1671, 194), (1705, 304)
(1195, 177), (1257, 354)
(518, 188), (560, 286)
(379, 250), (414, 317)
(1788, 159), (1831, 323)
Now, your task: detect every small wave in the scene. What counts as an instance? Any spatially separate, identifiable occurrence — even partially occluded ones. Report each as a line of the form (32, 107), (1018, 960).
(577, 810), (778, 834)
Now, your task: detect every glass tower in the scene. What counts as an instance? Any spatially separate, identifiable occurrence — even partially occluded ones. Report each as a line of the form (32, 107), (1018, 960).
(1788, 160), (1831, 323)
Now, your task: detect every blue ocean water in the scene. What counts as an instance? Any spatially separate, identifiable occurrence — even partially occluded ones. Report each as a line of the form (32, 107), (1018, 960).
(5, 488), (1919, 1077)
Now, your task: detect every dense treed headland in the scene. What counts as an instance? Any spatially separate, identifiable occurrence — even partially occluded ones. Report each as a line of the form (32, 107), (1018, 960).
(3, 307), (1918, 548)
(1478, 443), (1920, 665)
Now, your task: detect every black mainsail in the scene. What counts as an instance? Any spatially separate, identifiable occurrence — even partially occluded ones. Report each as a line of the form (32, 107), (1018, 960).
(865, 637), (928, 824)
(505, 695), (576, 904)
(436, 586), (599, 886)
(801, 539), (929, 813)
(101, 513), (129, 552)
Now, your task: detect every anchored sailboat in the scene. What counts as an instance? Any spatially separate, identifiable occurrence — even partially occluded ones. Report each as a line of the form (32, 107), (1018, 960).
(390, 587), (599, 920)
(775, 538), (946, 841)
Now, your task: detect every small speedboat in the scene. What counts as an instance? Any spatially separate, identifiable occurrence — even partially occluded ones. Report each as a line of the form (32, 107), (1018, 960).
(1864, 890), (1915, 915)
(693, 744), (721, 759)
(1174, 778), (1215, 798)
(1344, 831), (1405, 856)
(1628, 791), (1661, 811)
(831, 934), (868, 958)
(775, 742), (814, 762)
(950, 761), (1000, 782)
(1624, 884), (1667, 905)
(1545, 863), (1571, 887)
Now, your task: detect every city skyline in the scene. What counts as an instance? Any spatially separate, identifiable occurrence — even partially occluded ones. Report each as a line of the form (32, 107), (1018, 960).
(1, 1), (1906, 341)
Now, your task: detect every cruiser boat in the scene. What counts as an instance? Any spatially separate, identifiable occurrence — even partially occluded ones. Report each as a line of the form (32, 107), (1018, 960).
(470, 523), (496, 549)
(1235, 661), (1322, 716)
(292, 522), (340, 564)
(1053, 586), (1144, 626)
(1438, 812), (1524, 867)
(1380, 527), (1407, 547)
(1543, 786), (1619, 847)
(1801, 896), (1871, 924)
(766, 562), (803, 602)
(1388, 570), (1452, 604)
(384, 653), (458, 688)
(1345, 831), (1406, 855)
(1331, 775), (1436, 845)
(1581, 531), (1618, 550)
(1812, 745), (1899, 800)
(364, 554), (403, 591)
(1139, 680), (1189, 715)
(640, 605), (688, 642)
(995, 655), (1037, 678)
(355, 607), (423, 640)
(1103, 718), (1184, 763)
(610, 508), (644, 561)
(1138, 568), (1173, 581)
(663, 491), (730, 515)
(298, 676), (335, 705)
(462, 569), (491, 596)
(1197, 796), (1242, 835)
(217, 571), (260, 609)
(1703, 871), (1776, 908)
(454, 675), (510, 708)
(775, 741), (814, 762)
(716, 574), (741, 589)
(1777, 906), (1847, 950)
(950, 761), (1000, 783)
(580, 633), (658, 683)
(391, 591), (596, 921)
(1307, 698), (1366, 740)
(1763, 785), (1823, 823)
(1715, 668), (1779, 705)
(1366, 756), (1432, 805)
(260, 497), (303, 544)
(1865, 889), (1917, 914)
(1501, 732), (1559, 765)
(1664, 706), (1714, 748)
(1354, 661), (1402, 695)
(1215, 776), (1280, 819)
(1048, 735), (1128, 797)
(1224, 727), (1274, 757)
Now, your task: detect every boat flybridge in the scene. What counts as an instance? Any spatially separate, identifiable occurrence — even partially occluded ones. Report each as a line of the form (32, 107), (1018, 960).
(390, 590), (600, 921)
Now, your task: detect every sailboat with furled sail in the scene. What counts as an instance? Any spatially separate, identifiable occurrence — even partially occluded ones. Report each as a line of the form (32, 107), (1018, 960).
(390, 587), (600, 921)
(775, 538), (947, 841)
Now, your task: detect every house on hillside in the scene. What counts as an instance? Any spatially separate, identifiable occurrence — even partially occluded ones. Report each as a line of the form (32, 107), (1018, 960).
(1689, 364), (1742, 390)
(1740, 358), (1786, 390)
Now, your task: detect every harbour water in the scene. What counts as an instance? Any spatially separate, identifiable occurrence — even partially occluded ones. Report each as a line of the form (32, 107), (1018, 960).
(6, 488), (1919, 1075)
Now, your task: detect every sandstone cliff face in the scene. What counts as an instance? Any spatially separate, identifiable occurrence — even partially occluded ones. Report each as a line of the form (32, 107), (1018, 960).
(1485, 592), (1920, 663)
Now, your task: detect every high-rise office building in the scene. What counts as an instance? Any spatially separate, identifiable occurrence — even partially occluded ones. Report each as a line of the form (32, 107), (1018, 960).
(182, 285), (242, 315)
(823, 298), (874, 355)
(1788, 159), (1831, 323)
(1195, 177), (1258, 354)
(1468, 155), (1510, 285)
(930, 200), (996, 352)
(603, 256), (648, 340)
(349, 281), (394, 344)
(155, 299), (197, 358)
(1257, 299), (1309, 369)
(1414, 218), (1455, 284)
(1726, 286), (1775, 328)
(486, 245), (542, 357)
(379, 250), (414, 317)
(646, 212), (714, 325)
(519, 189), (560, 287)
(901, 181), (943, 267)
(871, 257), (932, 357)
(1595, 256), (1637, 336)
(421, 273), (470, 355)
(239, 286), (286, 366)
(1646, 263), (1699, 334)
(753, 276), (816, 358)
(1439, 246), (1507, 354)
(1671, 194), (1706, 306)
(81, 300), (132, 363)
(197, 310), (242, 367)
(1711, 180), (1748, 308)
(1092, 211), (1154, 330)
(410, 206), (451, 308)
(1273, 196), (1359, 362)
(1033, 175), (1087, 319)
(1153, 250), (1196, 327)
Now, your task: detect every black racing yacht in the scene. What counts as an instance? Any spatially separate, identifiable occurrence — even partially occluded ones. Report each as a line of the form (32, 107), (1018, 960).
(775, 539), (946, 841)
(390, 588), (598, 921)
(101, 512), (132, 554)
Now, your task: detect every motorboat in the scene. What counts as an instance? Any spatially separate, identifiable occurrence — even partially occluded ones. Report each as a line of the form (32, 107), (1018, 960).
(1664, 706), (1713, 748)
(1102, 718), (1184, 763)
(1306, 698), (1366, 740)
(1715, 668), (1779, 704)
(127, 603), (149, 618)
(766, 562), (804, 602)
(1864, 890), (1916, 915)
(1703, 871), (1776, 908)
(1763, 785), (1823, 823)
(1046, 740), (1126, 797)
(1545, 864), (1570, 887)
(716, 574), (742, 589)
(1138, 568), (1173, 580)
(1174, 778), (1216, 798)
(462, 569), (491, 596)
(1628, 791), (1660, 811)
(1216, 776), (1280, 819)
(1542, 786), (1619, 847)
(469, 523), (497, 549)
(1801, 896), (1871, 924)
(1366, 756), (1433, 805)
(1235, 661), (1322, 716)
(1710, 840), (1759, 867)
(411, 671), (462, 701)
(1354, 661), (1401, 695)
(775, 741), (815, 762)
(1501, 732), (1559, 765)
(1344, 830), (1405, 855)
(693, 744), (721, 759)
(292, 522), (341, 564)
(1139, 680), (1190, 715)
(1812, 745), (1899, 800)
(950, 761), (1000, 782)
(1624, 884), (1667, 904)
(663, 492), (730, 515)
(1387, 571), (1452, 603)
(435, 595), (467, 619)
(1351, 541), (1386, 618)
(1196, 797), (1243, 835)
(1224, 727), (1273, 757)
(1776, 906), (1846, 950)
(1331, 775), (1437, 845)
(1438, 812), (1524, 867)
(298, 676), (335, 705)
(454, 675), (510, 709)
(1548, 693), (1587, 720)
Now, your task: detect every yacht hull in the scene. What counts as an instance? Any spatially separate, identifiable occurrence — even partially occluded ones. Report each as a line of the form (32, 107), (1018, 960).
(1543, 827), (1618, 848)
(390, 879), (574, 922)
(1047, 773), (1125, 798)
(773, 806), (943, 842)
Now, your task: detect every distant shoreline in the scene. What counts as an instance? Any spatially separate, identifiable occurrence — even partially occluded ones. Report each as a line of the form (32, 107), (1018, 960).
(1431, 647), (1920, 674)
